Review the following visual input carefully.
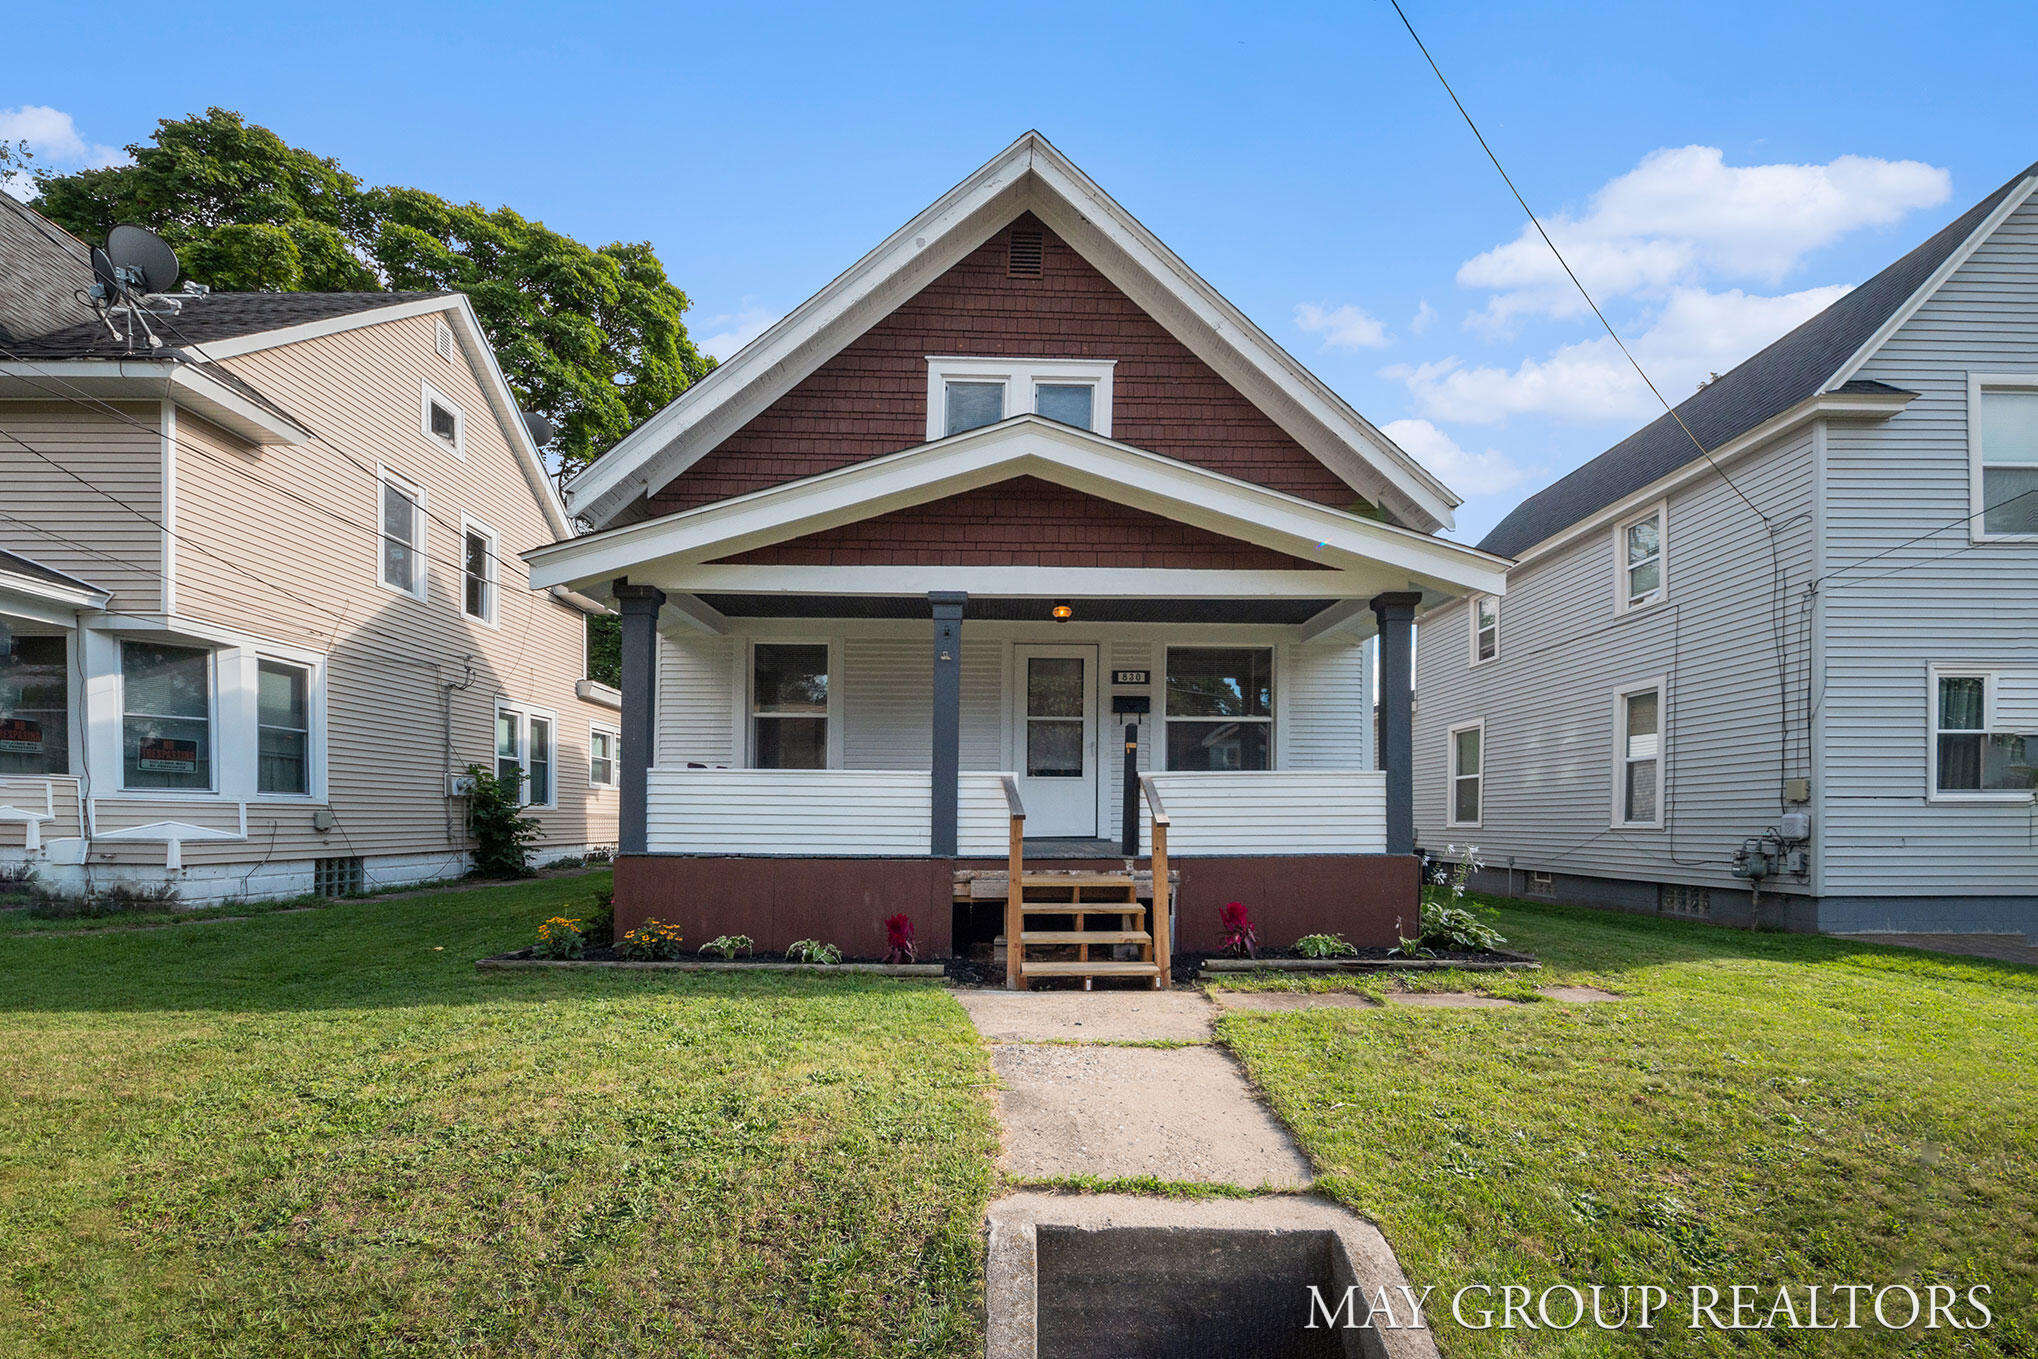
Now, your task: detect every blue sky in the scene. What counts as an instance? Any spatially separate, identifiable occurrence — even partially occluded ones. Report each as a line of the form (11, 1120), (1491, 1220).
(6, 0), (2035, 542)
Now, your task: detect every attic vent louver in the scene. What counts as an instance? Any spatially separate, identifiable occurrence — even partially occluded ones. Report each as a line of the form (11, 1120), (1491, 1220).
(435, 320), (455, 361)
(1007, 229), (1044, 278)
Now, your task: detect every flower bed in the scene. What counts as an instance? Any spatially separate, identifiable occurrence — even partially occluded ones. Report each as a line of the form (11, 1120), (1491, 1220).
(476, 944), (946, 976)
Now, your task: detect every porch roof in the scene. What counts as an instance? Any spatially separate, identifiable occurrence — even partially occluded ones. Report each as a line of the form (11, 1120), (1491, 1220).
(527, 415), (1508, 633)
(0, 548), (110, 623)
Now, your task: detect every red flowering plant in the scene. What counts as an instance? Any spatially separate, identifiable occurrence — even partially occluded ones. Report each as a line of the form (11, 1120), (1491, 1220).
(1218, 901), (1258, 958)
(883, 913), (917, 964)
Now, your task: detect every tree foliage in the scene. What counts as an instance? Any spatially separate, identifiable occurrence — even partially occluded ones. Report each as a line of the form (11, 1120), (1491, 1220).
(33, 109), (710, 477)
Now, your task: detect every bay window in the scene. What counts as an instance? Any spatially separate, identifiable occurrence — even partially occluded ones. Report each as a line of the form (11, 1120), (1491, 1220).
(257, 659), (311, 796)
(123, 641), (212, 791)
(0, 633), (68, 775)
(1165, 647), (1272, 771)
(752, 644), (828, 769)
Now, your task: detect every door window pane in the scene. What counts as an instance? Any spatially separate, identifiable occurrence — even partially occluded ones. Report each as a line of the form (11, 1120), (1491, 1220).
(1027, 657), (1085, 718)
(1035, 383), (1094, 430)
(1026, 720), (1084, 777)
(122, 642), (211, 790)
(0, 634), (69, 775)
(944, 381), (1004, 436)
(257, 660), (309, 795)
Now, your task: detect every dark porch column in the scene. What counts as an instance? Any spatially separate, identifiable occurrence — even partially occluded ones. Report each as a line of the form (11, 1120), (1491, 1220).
(615, 581), (666, 856)
(929, 592), (967, 856)
(1371, 591), (1420, 855)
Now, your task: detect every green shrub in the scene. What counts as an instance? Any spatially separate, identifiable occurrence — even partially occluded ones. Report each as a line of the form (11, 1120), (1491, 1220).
(535, 915), (585, 959)
(1393, 846), (1508, 956)
(464, 763), (540, 879)
(784, 939), (841, 965)
(1294, 932), (1357, 959)
(616, 919), (685, 961)
(583, 888), (615, 946)
(699, 933), (753, 960)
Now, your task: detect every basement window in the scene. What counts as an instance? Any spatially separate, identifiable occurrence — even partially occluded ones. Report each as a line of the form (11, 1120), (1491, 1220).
(313, 856), (364, 897)
(927, 357), (1115, 439)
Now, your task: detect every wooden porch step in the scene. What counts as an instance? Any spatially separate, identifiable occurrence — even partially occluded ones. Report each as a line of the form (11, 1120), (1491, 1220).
(1021, 960), (1163, 979)
(1020, 873), (1135, 888)
(1018, 903), (1143, 921)
(1018, 930), (1152, 945)
(954, 869), (1176, 902)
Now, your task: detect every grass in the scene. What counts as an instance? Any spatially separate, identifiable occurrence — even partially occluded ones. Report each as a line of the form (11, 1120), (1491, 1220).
(1217, 895), (2038, 1356)
(0, 871), (997, 1358)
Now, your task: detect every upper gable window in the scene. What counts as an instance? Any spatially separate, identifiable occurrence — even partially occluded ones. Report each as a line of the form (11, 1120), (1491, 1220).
(927, 357), (1115, 441)
(1969, 378), (2038, 539)
(1616, 503), (1666, 612)
(421, 381), (464, 457)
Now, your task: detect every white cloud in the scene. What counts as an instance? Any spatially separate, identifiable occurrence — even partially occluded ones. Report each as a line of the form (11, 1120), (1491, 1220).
(1459, 146), (1948, 328)
(1293, 301), (1390, 350)
(1409, 299), (1437, 335)
(1391, 283), (1852, 425)
(1380, 418), (1537, 495)
(0, 106), (124, 200)
(695, 304), (779, 361)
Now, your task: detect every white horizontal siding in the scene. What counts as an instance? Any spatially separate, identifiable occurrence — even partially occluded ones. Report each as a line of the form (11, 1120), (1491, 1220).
(958, 771), (1020, 856)
(1283, 642), (1369, 769)
(657, 633), (735, 767)
(1140, 770), (1386, 855)
(646, 768), (930, 854)
(0, 775), (84, 843)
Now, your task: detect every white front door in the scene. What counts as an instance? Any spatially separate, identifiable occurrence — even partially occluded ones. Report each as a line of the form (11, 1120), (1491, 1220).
(1013, 644), (1098, 838)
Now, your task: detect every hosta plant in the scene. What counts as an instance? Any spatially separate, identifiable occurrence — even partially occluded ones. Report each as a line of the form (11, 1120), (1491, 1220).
(616, 919), (686, 961)
(1392, 845), (1508, 956)
(1294, 932), (1357, 959)
(698, 933), (754, 960)
(785, 938), (843, 966)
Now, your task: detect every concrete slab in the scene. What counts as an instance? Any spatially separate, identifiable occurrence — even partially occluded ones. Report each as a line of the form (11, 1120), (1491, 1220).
(956, 989), (1216, 1042)
(989, 1043), (1312, 1188)
(1382, 992), (1517, 1009)
(986, 1193), (1441, 1359)
(1210, 991), (1382, 1012)
(1539, 985), (1621, 1002)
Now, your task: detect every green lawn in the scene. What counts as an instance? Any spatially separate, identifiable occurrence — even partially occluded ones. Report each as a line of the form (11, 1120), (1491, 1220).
(0, 873), (997, 1358)
(1219, 897), (2038, 1356)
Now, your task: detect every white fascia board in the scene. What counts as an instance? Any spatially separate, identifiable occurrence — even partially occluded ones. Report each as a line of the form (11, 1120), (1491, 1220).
(1825, 174), (2038, 391)
(0, 576), (104, 623)
(1498, 387), (1917, 575)
(528, 416), (1507, 598)
(564, 132), (1460, 531)
(662, 564), (1376, 598)
(0, 360), (310, 445)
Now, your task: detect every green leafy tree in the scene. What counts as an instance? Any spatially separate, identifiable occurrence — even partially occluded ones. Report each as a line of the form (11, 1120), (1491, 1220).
(34, 109), (710, 477)
(586, 614), (622, 689)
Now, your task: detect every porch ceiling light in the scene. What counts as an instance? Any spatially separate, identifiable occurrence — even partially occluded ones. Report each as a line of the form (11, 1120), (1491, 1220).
(1051, 602), (1074, 621)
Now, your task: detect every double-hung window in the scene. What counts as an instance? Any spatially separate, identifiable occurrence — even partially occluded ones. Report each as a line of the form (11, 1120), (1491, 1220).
(589, 724), (619, 788)
(1165, 647), (1273, 771)
(1617, 505), (1665, 611)
(462, 518), (498, 624)
(927, 358), (1115, 439)
(380, 472), (426, 599)
(1614, 682), (1664, 827)
(122, 641), (212, 791)
(496, 704), (556, 807)
(257, 659), (311, 796)
(1969, 378), (2038, 539)
(0, 634), (69, 776)
(1932, 669), (2036, 797)
(1470, 595), (1498, 664)
(752, 644), (829, 769)
(1447, 720), (1483, 827)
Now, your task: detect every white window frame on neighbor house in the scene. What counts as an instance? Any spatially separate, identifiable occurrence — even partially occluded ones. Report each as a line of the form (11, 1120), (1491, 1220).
(589, 721), (621, 789)
(746, 638), (841, 770)
(924, 357), (1116, 440)
(1446, 718), (1484, 829)
(421, 380), (465, 458)
(459, 514), (500, 627)
(1611, 677), (1666, 829)
(1614, 501), (1668, 614)
(1927, 665), (2037, 801)
(1468, 594), (1498, 666)
(495, 700), (558, 809)
(1966, 373), (2038, 542)
(378, 468), (429, 601)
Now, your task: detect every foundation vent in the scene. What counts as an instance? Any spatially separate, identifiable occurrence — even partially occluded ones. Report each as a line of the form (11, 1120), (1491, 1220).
(314, 856), (365, 898)
(1007, 229), (1044, 278)
(1525, 870), (1553, 896)
(1662, 883), (1711, 918)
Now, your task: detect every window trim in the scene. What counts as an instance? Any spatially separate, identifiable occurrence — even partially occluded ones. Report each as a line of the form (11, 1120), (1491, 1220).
(459, 514), (501, 627)
(1966, 373), (2038, 543)
(495, 699), (559, 809)
(117, 640), (217, 795)
(377, 467), (429, 602)
(589, 721), (620, 790)
(925, 356), (1116, 440)
(1160, 644), (1276, 773)
(1927, 664), (2036, 802)
(747, 639), (839, 770)
(420, 379), (465, 459)
(1446, 718), (1484, 829)
(1613, 501), (1668, 615)
(1468, 593), (1499, 666)
(1610, 676), (1666, 829)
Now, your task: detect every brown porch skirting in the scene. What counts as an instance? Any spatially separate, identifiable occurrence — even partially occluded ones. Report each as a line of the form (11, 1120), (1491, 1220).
(613, 853), (1420, 959)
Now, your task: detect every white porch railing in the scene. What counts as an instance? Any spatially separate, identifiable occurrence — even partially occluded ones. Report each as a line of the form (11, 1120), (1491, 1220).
(643, 767), (1387, 857)
(0, 775), (84, 853)
(1136, 771), (1387, 856)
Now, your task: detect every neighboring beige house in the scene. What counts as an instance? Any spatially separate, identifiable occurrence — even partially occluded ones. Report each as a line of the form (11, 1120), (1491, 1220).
(0, 195), (618, 903)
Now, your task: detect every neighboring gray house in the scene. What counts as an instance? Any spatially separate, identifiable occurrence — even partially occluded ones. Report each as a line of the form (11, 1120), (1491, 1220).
(1414, 157), (2038, 938)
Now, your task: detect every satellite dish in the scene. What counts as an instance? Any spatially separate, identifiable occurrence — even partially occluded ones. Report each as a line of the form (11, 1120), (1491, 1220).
(90, 246), (120, 294)
(106, 224), (180, 295)
(520, 410), (557, 448)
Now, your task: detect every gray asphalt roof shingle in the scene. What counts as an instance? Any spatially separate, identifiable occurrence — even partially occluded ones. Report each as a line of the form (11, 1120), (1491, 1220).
(0, 548), (106, 597)
(5, 290), (449, 359)
(1478, 158), (2038, 560)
